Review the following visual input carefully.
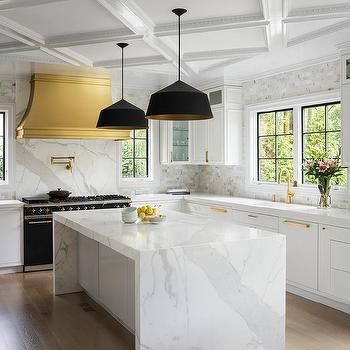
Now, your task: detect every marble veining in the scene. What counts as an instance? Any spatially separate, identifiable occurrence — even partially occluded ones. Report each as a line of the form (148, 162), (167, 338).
(54, 209), (285, 350)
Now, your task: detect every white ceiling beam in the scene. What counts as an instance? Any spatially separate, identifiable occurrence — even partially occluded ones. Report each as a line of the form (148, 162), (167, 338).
(96, 0), (195, 77)
(0, 0), (65, 10)
(93, 55), (168, 68)
(154, 15), (269, 37)
(183, 47), (268, 62)
(46, 29), (142, 48)
(287, 19), (350, 47)
(263, 0), (285, 50)
(0, 42), (37, 53)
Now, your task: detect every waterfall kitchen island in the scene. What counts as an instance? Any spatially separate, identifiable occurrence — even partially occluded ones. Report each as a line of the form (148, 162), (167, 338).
(54, 208), (286, 350)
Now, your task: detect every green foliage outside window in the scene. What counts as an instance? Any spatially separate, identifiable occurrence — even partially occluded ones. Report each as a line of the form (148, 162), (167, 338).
(0, 113), (4, 181)
(302, 103), (347, 186)
(258, 109), (294, 183)
(121, 129), (148, 178)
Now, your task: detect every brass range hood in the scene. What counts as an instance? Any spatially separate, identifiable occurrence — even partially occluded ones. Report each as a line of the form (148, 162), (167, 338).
(16, 74), (131, 140)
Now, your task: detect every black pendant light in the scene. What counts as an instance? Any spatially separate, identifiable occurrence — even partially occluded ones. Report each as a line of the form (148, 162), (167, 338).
(97, 43), (148, 129)
(146, 8), (213, 121)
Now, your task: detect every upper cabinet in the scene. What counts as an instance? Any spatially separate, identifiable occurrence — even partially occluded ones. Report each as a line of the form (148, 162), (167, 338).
(160, 84), (243, 166)
(159, 121), (191, 164)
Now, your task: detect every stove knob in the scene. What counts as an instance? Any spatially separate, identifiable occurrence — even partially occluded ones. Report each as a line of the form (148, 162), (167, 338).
(69, 207), (73, 211)
(91, 206), (95, 210)
(46, 208), (50, 213)
(61, 207), (65, 211)
(84, 206), (88, 210)
(39, 208), (43, 213)
(32, 208), (36, 214)
(77, 207), (80, 210)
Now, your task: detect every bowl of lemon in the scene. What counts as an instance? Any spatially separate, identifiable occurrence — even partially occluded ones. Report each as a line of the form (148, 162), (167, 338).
(137, 205), (159, 221)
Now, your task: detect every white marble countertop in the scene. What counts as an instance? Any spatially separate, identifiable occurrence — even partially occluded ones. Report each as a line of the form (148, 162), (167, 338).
(0, 200), (23, 208)
(54, 208), (278, 260)
(186, 193), (350, 228)
(130, 192), (350, 229)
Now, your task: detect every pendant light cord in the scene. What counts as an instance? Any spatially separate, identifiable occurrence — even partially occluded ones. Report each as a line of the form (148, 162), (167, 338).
(178, 13), (181, 81)
(121, 46), (124, 100)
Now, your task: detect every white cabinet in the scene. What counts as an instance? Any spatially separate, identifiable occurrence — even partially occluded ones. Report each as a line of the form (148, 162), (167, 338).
(159, 121), (191, 164)
(231, 209), (279, 232)
(319, 224), (350, 303)
(279, 218), (318, 290)
(99, 244), (135, 331)
(0, 208), (22, 267)
(78, 235), (99, 299)
(160, 85), (242, 165)
(159, 121), (169, 164)
(191, 120), (208, 163)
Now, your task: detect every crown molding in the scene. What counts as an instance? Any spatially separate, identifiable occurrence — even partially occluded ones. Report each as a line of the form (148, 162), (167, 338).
(241, 54), (340, 82)
(287, 19), (350, 47)
(0, 42), (37, 54)
(93, 55), (168, 68)
(46, 29), (141, 48)
(288, 3), (350, 19)
(154, 14), (269, 37)
(194, 78), (243, 91)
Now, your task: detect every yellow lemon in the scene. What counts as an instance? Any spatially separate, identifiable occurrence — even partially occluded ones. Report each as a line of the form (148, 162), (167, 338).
(146, 208), (153, 215)
(139, 212), (145, 220)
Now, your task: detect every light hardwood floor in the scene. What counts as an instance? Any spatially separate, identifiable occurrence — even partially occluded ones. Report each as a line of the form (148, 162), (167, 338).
(0, 271), (349, 349)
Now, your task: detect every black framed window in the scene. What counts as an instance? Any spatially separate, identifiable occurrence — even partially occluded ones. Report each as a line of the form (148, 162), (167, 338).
(0, 112), (5, 181)
(302, 102), (347, 185)
(257, 109), (294, 183)
(121, 129), (148, 178)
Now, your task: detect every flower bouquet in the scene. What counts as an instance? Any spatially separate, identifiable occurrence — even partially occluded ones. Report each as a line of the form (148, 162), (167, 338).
(303, 157), (343, 208)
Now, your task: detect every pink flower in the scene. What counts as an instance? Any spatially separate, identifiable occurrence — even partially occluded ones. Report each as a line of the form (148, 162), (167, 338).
(318, 161), (329, 173)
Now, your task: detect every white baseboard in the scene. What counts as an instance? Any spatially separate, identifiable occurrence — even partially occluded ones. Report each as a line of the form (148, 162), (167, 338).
(0, 265), (23, 275)
(287, 284), (350, 314)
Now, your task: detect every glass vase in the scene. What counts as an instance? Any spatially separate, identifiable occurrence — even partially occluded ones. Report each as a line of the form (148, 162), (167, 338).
(318, 177), (331, 209)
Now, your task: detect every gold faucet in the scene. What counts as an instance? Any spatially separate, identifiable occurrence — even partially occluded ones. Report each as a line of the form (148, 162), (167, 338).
(278, 168), (294, 204)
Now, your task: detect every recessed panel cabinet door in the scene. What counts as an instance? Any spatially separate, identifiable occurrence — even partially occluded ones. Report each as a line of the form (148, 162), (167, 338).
(207, 108), (224, 164)
(191, 120), (208, 164)
(319, 224), (350, 303)
(0, 209), (22, 266)
(279, 218), (318, 290)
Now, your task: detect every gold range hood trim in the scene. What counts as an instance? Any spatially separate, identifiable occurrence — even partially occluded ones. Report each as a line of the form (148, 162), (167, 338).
(16, 74), (131, 140)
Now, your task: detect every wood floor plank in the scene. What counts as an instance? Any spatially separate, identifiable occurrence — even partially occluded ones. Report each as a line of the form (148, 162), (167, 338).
(0, 272), (349, 350)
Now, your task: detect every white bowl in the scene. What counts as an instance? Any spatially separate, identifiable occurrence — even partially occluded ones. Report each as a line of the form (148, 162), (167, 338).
(122, 207), (138, 224)
(148, 215), (167, 224)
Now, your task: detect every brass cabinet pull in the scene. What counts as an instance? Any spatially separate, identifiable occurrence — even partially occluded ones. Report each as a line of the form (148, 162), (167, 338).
(248, 214), (258, 218)
(205, 151), (208, 163)
(171, 151), (173, 162)
(283, 220), (310, 228)
(209, 207), (227, 213)
(28, 220), (52, 225)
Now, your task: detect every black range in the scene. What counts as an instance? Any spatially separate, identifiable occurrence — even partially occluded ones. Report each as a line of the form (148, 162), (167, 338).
(22, 194), (131, 272)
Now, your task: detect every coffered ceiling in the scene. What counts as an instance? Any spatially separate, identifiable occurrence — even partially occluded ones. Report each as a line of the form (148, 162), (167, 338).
(0, 0), (349, 82)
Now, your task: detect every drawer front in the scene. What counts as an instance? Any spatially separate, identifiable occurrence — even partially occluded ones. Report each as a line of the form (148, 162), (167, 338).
(279, 218), (318, 290)
(331, 240), (350, 273)
(185, 202), (232, 220)
(231, 209), (278, 231)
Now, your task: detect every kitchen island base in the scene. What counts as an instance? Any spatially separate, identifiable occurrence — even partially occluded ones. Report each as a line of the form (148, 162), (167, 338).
(54, 209), (286, 350)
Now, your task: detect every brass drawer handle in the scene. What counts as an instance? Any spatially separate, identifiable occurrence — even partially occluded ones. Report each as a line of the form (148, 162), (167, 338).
(209, 207), (227, 213)
(283, 220), (310, 228)
(248, 214), (258, 218)
(205, 151), (208, 163)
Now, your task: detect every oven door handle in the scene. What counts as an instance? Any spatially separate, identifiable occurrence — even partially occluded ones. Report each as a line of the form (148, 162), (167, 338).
(28, 220), (52, 225)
